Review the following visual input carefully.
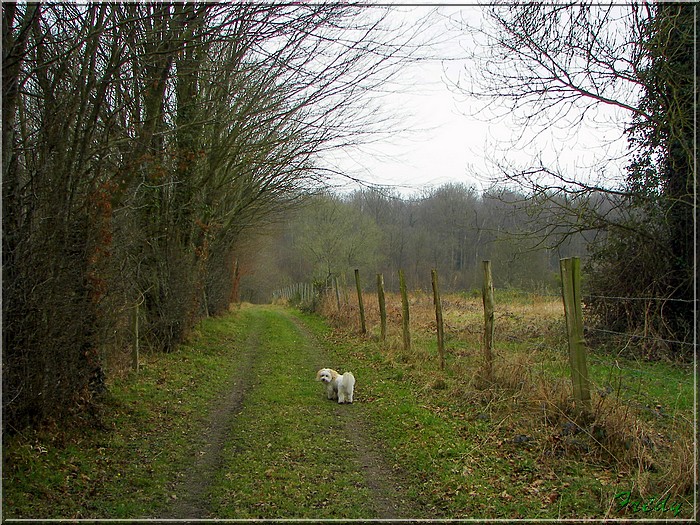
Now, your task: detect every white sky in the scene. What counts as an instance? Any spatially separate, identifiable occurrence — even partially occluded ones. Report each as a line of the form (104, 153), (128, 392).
(322, 5), (633, 196)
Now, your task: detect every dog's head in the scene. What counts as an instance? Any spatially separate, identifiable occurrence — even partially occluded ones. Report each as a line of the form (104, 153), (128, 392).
(316, 368), (337, 384)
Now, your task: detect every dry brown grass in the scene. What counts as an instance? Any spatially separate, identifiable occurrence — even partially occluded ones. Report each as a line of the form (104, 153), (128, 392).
(321, 289), (564, 344)
(316, 288), (695, 502)
(467, 350), (694, 501)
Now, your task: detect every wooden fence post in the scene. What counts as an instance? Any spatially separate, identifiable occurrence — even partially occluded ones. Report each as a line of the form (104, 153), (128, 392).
(560, 257), (592, 415)
(377, 273), (387, 342)
(132, 299), (140, 373)
(341, 272), (349, 305)
(231, 258), (240, 305)
(354, 268), (366, 334)
(431, 268), (446, 370)
(482, 260), (495, 380)
(132, 290), (148, 373)
(399, 269), (411, 352)
(334, 276), (341, 311)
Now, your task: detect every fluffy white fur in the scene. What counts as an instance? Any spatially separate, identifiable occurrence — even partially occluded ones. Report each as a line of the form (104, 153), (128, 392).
(316, 368), (355, 404)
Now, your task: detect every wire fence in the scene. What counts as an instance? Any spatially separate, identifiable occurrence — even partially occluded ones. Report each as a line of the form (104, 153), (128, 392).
(271, 282), (320, 305)
(584, 294), (695, 304)
(271, 273), (697, 354)
(585, 326), (694, 348)
(582, 293), (697, 350)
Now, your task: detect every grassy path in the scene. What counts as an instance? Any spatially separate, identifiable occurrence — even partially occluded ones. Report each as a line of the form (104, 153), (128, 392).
(2, 305), (412, 520)
(3, 307), (410, 520)
(162, 307), (263, 518)
(4, 304), (694, 520)
(170, 305), (411, 519)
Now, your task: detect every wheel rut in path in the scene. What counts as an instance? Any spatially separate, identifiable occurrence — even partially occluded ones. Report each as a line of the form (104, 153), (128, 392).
(162, 317), (262, 519)
(165, 309), (415, 519)
(289, 313), (416, 519)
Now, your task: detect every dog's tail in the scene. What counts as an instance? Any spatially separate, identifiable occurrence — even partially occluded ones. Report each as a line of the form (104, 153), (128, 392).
(343, 371), (355, 388)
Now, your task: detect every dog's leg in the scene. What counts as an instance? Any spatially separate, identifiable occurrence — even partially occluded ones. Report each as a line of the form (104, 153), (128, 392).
(338, 390), (346, 404)
(327, 384), (337, 400)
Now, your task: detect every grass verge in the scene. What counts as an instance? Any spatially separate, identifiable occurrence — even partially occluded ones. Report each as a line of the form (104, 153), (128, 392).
(309, 291), (696, 520)
(3, 308), (256, 519)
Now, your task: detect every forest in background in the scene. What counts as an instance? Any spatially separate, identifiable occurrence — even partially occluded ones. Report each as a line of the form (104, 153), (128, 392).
(240, 183), (593, 301)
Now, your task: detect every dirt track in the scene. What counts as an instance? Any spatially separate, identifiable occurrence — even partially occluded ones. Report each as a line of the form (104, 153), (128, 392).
(163, 307), (413, 519)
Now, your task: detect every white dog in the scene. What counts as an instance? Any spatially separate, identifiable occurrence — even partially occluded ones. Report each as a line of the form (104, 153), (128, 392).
(316, 368), (355, 404)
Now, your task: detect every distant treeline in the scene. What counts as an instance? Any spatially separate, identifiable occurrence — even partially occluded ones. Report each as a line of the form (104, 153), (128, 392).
(258, 183), (593, 296)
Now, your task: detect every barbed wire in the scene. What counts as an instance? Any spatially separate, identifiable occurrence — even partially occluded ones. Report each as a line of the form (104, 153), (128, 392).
(584, 294), (696, 304)
(585, 326), (696, 347)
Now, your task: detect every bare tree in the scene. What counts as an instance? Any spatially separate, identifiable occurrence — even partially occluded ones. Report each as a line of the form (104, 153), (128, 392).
(2, 3), (436, 430)
(448, 4), (644, 218)
(447, 3), (695, 355)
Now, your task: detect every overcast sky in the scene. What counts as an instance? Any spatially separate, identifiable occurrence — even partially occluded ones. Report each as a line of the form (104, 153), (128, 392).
(322, 5), (632, 196)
